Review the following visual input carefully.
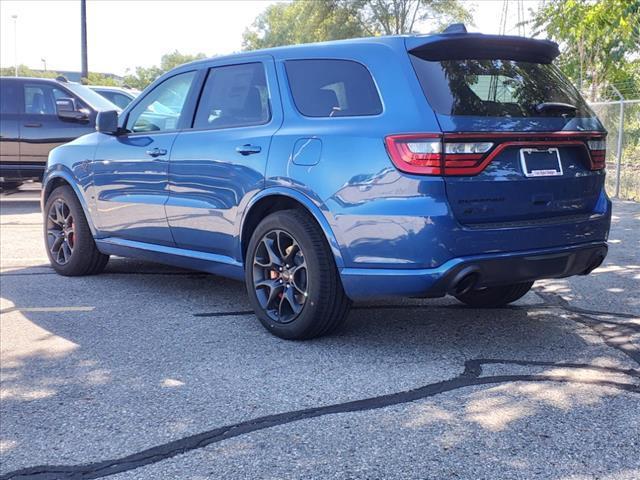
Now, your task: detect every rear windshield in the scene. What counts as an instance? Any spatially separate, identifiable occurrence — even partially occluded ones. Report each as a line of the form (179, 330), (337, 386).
(410, 56), (593, 118)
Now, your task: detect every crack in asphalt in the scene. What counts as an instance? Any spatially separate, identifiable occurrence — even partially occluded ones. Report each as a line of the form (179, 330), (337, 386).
(2, 358), (638, 480)
(2, 290), (639, 479)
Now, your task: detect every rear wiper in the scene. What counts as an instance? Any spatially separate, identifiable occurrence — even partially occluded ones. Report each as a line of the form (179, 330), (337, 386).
(535, 102), (577, 113)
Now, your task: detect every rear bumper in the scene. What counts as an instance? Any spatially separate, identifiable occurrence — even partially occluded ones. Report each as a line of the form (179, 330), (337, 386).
(340, 241), (607, 300)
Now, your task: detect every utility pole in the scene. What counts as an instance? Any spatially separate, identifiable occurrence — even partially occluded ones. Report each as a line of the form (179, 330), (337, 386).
(80, 0), (88, 80)
(11, 15), (18, 77)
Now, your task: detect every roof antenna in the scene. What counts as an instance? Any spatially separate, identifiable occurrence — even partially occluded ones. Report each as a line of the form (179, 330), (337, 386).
(442, 23), (467, 34)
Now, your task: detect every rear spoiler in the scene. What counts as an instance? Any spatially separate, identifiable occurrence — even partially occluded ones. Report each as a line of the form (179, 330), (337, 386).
(406, 30), (560, 64)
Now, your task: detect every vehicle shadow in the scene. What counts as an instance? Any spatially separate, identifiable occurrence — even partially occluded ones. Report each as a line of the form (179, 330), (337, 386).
(1, 192), (639, 477)
(1, 254), (638, 478)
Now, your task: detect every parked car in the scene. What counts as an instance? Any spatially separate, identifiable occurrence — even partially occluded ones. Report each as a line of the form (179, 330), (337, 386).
(42, 25), (611, 339)
(89, 86), (139, 109)
(0, 76), (118, 189)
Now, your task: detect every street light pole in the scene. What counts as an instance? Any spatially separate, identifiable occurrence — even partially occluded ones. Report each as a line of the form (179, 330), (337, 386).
(11, 14), (18, 77)
(80, 0), (88, 80)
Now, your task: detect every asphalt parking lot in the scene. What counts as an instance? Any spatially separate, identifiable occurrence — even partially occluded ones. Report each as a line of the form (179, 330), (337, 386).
(1, 185), (639, 480)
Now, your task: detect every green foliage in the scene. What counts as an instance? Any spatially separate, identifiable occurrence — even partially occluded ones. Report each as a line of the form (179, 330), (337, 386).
(0, 65), (58, 79)
(85, 72), (119, 86)
(531, 0), (640, 101)
(122, 50), (208, 90)
(243, 0), (473, 50)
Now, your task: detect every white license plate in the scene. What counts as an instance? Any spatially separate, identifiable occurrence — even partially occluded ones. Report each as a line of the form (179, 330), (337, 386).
(520, 148), (563, 177)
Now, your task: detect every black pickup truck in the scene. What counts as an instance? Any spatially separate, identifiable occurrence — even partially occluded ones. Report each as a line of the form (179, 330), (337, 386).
(0, 76), (117, 189)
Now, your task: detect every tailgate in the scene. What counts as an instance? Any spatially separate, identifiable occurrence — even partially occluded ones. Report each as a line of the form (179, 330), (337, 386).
(442, 134), (605, 225)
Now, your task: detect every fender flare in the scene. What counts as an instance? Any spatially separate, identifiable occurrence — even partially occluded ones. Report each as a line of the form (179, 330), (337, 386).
(239, 187), (345, 269)
(41, 168), (98, 236)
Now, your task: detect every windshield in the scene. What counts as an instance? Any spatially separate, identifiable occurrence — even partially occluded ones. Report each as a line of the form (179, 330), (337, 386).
(64, 82), (121, 111)
(410, 56), (593, 118)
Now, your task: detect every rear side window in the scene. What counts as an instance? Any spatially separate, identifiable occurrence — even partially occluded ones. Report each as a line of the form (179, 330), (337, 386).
(410, 56), (593, 118)
(99, 91), (132, 109)
(285, 59), (382, 117)
(194, 62), (270, 130)
(0, 81), (19, 114)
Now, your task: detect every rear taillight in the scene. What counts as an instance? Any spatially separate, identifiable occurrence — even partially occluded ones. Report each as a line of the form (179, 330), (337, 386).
(385, 134), (442, 174)
(587, 138), (606, 170)
(386, 132), (606, 175)
(442, 142), (493, 175)
(385, 135), (494, 175)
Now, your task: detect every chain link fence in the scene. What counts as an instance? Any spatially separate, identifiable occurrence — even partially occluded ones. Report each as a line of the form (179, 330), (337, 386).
(589, 99), (640, 201)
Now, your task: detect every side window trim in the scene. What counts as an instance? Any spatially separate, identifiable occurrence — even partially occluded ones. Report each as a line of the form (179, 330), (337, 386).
(122, 69), (200, 135)
(190, 61), (272, 132)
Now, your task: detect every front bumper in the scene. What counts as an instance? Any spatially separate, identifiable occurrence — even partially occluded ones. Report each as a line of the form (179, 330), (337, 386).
(339, 241), (608, 300)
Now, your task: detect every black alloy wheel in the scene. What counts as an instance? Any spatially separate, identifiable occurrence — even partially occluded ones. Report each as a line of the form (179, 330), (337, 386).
(245, 210), (351, 340)
(252, 229), (308, 323)
(46, 198), (76, 265)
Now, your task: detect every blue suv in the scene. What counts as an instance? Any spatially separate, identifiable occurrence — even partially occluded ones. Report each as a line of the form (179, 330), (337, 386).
(42, 26), (611, 339)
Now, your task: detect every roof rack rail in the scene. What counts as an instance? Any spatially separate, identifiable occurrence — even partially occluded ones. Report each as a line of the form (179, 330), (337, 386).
(442, 23), (467, 34)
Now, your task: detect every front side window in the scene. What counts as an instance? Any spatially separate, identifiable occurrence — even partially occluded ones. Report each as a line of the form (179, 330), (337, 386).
(126, 71), (195, 133)
(193, 63), (270, 130)
(24, 84), (80, 115)
(285, 59), (382, 117)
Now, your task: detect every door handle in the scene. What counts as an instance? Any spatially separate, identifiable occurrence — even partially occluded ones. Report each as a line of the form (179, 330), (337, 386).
(145, 148), (167, 157)
(236, 144), (261, 156)
(24, 122), (42, 128)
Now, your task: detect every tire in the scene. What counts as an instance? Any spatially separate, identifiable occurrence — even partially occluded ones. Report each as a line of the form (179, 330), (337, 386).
(245, 209), (351, 340)
(1, 182), (21, 191)
(455, 281), (534, 308)
(44, 185), (109, 276)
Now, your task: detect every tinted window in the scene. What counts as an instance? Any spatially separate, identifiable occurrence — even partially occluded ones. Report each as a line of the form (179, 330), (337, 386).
(24, 84), (82, 115)
(64, 82), (119, 111)
(285, 59), (382, 117)
(194, 63), (270, 130)
(410, 56), (592, 117)
(98, 91), (132, 109)
(126, 71), (195, 133)
(0, 81), (19, 114)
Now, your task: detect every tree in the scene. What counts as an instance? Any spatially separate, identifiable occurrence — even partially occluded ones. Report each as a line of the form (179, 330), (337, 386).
(243, 0), (472, 50)
(531, 0), (640, 101)
(348, 0), (473, 36)
(0, 65), (58, 79)
(122, 50), (208, 90)
(85, 72), (119, 86)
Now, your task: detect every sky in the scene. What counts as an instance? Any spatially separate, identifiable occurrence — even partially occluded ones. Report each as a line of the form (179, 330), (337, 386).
(0, 0), (542, 76)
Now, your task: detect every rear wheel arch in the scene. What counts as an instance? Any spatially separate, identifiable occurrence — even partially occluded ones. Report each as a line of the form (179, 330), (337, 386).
(240, 193), (344, 268)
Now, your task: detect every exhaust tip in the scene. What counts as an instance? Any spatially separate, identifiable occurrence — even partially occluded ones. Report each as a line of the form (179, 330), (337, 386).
(582, 255), (605, 275)
(449, 269), (480, 296)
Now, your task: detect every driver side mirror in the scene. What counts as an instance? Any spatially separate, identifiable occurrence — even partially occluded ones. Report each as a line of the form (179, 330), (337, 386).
(56, 98), (89, 122)
(96, 110), (120, 135)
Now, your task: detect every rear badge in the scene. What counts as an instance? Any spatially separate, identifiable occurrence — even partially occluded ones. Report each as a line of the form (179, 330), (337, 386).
(520, 147), (563, 177)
